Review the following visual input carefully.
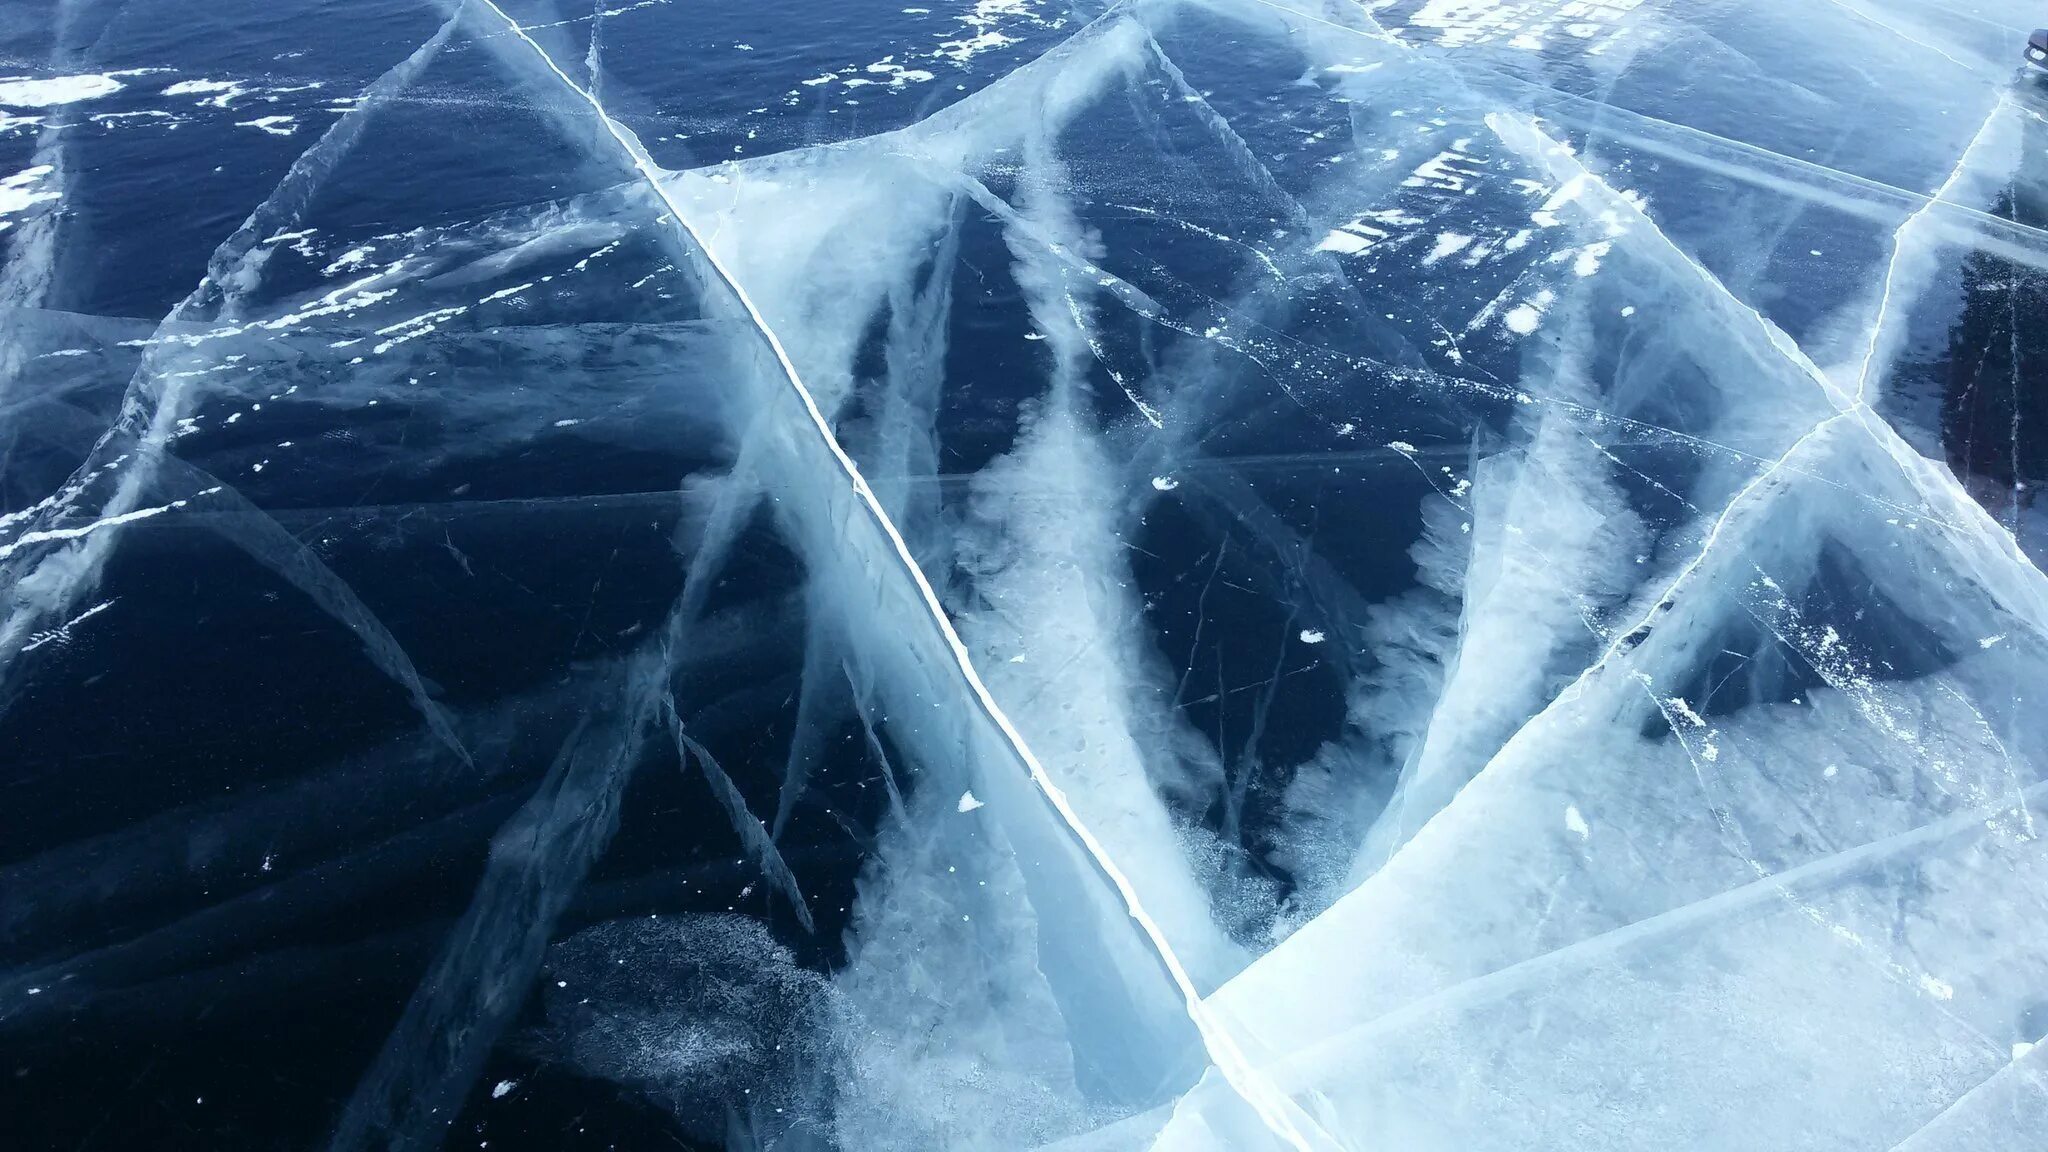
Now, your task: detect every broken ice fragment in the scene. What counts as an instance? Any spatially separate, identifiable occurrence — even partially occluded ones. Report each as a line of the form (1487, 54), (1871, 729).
(956, 791), (984, 813)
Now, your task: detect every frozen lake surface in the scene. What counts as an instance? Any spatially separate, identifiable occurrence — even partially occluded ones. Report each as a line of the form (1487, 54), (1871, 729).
(3, 0), (2048, 1148)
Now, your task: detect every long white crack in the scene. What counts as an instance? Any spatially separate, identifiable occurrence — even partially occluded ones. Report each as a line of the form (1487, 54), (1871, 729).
(1850, 93), (2016, 404)
(462, 3), (1331, 1147)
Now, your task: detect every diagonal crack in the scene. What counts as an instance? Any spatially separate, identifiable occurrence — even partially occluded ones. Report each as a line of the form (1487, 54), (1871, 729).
(0, 6), (470, 763)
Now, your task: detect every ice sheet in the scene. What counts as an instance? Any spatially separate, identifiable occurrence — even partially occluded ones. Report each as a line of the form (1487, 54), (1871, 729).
(4, 0), (2047, 1149)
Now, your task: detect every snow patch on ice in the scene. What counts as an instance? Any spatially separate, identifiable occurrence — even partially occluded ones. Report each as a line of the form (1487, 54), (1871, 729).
(0, 73), (125, 107)
(322, 247), (374, 276)
(1316, 226), (1381, 255)
(935, 1), (1052, 64)
(1423, 232), (1474, 265)
(236, 115), (298, 136)
(162, 78), (246, 107)
(1492, 285), (1557, 336)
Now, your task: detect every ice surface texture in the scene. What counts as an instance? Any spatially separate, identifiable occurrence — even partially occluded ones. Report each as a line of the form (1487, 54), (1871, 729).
(2, 0), (2047, 1149)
